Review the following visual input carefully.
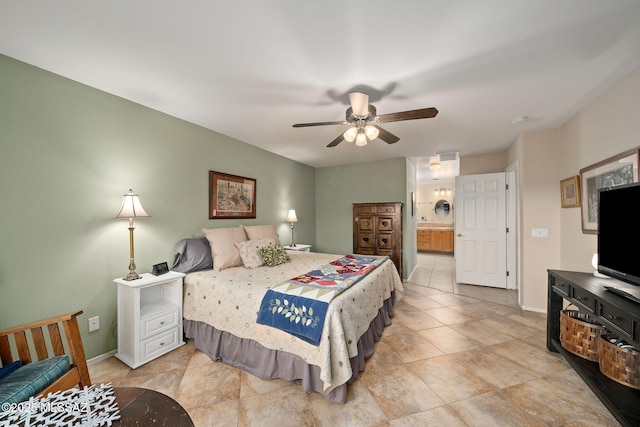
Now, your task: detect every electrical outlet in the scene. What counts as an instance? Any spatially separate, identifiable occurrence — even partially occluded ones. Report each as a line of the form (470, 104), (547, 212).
(88, 316), (100, 332)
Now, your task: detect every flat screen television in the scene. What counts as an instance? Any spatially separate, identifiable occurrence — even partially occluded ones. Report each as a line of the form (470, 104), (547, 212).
(597, 181), (640, 286)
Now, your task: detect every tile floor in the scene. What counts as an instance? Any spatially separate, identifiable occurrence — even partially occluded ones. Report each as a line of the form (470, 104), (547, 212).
(89, 253), (621, 426)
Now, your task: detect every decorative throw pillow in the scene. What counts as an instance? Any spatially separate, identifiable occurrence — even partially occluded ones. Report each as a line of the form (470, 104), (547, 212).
(258, 244), (290, 267)
(243, 224), (281, 245)
(235, 238), (276, 269)
(202, 226), (247, 271)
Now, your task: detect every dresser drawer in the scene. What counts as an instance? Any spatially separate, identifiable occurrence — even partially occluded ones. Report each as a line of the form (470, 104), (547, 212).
(355, 205), (375, 214)
(140, 308), (179, 340)
(141, 329), (179, 361)
(376, 205), (397, 214)
(600, 303), (635, 338)
(572, 287), (595, 313)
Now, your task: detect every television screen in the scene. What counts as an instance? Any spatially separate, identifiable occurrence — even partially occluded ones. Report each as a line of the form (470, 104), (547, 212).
(597, 182), (640, 286)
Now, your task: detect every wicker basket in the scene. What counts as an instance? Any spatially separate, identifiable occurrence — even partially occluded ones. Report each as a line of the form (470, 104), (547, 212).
(598, 334), (640, 390)
(559, 309), (603, 362)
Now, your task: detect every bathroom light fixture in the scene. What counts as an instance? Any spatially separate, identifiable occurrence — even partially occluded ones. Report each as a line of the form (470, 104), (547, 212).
(114, 189), (150, 281)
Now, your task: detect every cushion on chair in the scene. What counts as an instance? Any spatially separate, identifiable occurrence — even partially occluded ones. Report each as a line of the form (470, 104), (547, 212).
(0, 355), (70, 405)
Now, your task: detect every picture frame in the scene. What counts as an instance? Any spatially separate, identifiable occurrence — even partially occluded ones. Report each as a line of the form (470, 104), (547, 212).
(579, 148), (639, 234)
(209, 171), (256, 219)
(560, 175), (581, 208)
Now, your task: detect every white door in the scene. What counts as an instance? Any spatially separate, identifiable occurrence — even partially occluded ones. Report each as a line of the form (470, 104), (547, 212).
(454, 172), (507, 288)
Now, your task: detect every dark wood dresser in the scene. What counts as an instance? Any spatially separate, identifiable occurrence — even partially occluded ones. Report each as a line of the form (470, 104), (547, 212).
(353, 202), (402, 278)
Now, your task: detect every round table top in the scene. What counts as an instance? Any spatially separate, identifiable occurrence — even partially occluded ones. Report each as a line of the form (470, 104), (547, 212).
(113, 386), (194, 426)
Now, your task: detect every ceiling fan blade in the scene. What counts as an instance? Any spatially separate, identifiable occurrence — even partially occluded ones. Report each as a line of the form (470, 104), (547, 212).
(293, 120), (348, 128)
(327, 134), (345, 147)
(376, 107), (439, 123)
(349, 92), (369, 117)
(374, 126), (400, 144)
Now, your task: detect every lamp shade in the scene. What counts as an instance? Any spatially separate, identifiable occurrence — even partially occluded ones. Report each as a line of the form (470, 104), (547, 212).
(343, 127), (358, 142)
(286, 209), (298, 223)
(364, 125), (379, 140)
(355, 129), (368, 146)
(115, 189), (150, 219)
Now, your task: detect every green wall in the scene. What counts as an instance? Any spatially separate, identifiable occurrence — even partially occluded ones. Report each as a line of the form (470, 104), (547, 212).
(0, 54), (316, 358)
(314, 158), (412, 278)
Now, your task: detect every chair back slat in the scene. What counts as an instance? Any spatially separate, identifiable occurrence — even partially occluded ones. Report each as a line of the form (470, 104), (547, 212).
(48, 323), (65, 356)
(30, 327), (49, 361)
(62, 319), (91, 387)
(0, 335), (13, 365)
(15, 331), (32, 363)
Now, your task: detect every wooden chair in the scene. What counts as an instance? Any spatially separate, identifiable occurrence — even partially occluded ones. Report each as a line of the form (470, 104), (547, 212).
(0, 310), (91, 396)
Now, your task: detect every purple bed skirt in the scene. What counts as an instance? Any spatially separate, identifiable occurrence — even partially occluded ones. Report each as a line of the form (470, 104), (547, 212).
(183, 291), (396, 403)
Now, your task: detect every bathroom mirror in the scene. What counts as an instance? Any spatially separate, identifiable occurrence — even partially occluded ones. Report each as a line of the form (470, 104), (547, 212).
(434, 199), (451, 218)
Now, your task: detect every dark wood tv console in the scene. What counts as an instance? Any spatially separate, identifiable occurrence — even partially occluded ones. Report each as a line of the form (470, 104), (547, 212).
(547, 270), (640, 427)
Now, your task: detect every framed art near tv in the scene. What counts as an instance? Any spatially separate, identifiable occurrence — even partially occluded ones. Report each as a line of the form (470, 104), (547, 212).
(560, 175), (580, 208)
(209, 171), (256, 219)
(579, 148), (639, 234)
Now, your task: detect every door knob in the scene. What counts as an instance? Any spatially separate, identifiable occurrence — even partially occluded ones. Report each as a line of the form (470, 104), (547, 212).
(457, 233), (464, 237)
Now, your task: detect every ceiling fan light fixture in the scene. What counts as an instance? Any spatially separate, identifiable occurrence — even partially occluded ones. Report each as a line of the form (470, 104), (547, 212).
(364, 125), (379, 140)
(343, 126), (358, 142)
(355, 129), (368, 146)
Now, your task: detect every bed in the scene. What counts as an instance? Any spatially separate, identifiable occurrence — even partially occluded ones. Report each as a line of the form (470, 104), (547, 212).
(175, 226), (403, 403)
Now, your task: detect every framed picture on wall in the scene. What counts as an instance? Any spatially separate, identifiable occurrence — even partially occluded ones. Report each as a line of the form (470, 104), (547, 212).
(209, 171), (257, 219)
(579, 148), (639, 234)
(560, 175), (581, 208)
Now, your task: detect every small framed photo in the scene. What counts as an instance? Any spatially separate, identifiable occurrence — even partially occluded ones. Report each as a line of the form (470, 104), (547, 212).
(560, 175), (581, 208)
(209, 171), (256, 219)
(579, 148), (639, 234)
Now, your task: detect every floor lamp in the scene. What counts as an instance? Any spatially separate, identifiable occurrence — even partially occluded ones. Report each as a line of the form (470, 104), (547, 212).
(115, 189), (150, 281)
(287, 209), (298, 247)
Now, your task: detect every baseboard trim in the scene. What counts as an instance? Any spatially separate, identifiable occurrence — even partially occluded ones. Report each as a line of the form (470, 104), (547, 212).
(87, 350), (116, 365)
(520, 305), (546, 314)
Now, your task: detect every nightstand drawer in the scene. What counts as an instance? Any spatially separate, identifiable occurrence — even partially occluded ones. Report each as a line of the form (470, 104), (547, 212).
(141, 329), (179, 361)
(140, 308), (179, 340)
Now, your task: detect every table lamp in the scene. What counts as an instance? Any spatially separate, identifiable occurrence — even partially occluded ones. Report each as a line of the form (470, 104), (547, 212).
(115, 189), (150, 280)
(286, 209), (298, 247)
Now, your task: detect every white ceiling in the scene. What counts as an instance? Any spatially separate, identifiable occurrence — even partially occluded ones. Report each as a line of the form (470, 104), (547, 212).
(2, 1), (640, 172)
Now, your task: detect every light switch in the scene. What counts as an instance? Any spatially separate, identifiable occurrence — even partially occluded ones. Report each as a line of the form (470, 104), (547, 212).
(532, 228), (548, 238)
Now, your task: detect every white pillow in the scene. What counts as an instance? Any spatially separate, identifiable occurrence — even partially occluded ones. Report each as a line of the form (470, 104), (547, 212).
(202, 226), (247, 271)
(243, 224), (280, 244)
(235, 238), (276, 268)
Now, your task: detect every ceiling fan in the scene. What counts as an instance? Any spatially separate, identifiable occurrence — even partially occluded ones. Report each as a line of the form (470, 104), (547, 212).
(293, 92), (438, 147)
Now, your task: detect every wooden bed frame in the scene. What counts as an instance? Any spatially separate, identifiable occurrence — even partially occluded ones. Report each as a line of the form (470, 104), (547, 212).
(0, 310), (91, 396)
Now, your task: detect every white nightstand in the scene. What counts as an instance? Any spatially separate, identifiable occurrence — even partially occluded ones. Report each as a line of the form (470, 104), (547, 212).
(283, 244), (312, 252)
(113, 271), (186, 369)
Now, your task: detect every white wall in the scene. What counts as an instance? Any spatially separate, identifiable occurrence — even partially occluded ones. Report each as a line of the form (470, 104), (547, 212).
(508, 65), (640, 311)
